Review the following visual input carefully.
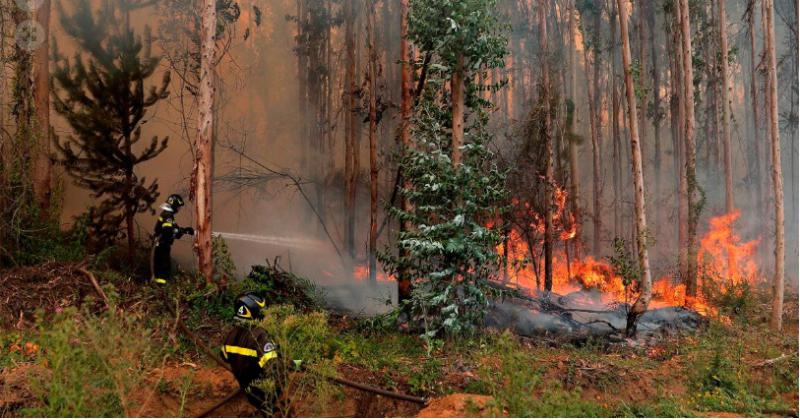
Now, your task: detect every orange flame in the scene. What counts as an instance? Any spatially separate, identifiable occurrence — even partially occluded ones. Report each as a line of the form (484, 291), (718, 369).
(499, 201), (761, 315)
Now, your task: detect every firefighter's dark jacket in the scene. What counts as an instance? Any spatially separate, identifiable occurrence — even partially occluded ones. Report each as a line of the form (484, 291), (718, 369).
(220, 324), (281, 390)
(154, 210), (185, 247)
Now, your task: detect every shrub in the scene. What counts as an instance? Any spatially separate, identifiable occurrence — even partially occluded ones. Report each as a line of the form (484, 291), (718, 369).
(252, 305), (339, 416)
(23, 308), (161, 417)
(240, 262), (323, 312)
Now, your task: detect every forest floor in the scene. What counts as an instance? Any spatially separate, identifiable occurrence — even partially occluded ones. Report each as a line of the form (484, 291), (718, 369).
(0, 259), (797, 418)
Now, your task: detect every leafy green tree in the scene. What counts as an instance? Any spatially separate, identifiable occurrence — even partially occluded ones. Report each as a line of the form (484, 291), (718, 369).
(381, 0), (508, 340)
(52, 0), (170, 262)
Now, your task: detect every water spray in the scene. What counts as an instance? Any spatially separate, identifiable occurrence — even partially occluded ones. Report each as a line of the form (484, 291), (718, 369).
(212, 231), (325, 250)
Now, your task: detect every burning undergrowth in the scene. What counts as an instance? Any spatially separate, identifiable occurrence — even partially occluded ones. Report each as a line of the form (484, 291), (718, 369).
(486, 184), (764, 340)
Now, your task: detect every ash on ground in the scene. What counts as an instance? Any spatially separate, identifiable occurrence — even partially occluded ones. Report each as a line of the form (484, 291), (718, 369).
(485, 290), (703, 343)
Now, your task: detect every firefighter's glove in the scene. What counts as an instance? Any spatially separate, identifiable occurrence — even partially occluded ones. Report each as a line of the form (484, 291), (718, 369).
(182, 227), (195, 236)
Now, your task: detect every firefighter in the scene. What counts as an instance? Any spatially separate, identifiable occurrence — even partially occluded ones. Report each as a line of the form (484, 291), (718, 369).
(151, 194), (194, 285)
(220, 292), (301, 415)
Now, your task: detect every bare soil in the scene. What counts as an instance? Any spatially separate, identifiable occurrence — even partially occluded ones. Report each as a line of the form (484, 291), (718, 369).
(417, 394), (495, 417)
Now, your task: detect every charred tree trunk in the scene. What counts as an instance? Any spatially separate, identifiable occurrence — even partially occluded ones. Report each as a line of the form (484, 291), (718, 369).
(678, 0), (699, 298)
(33, 0), (51, 218)
(718, 0), (734, 214)
(539, 0), (553, 292)
(367, 0), (378, 286)
(195, 0), (216, 285)
(398, 0), (413, 302)
(618, 0), (653, 337)
(763, 0), (784, 331)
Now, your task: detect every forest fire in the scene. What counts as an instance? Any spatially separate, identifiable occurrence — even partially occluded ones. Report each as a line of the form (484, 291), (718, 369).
(499, 207), (762, 316)
(353, 265), (395, 282)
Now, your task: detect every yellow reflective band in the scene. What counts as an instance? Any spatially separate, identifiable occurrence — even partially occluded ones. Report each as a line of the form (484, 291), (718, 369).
(255, 298), (266, 308)
(258, 351), (277, 368)
(154, 278), (167, 284)
(223, 345), (258, 358)
(162, 222), (173, 227)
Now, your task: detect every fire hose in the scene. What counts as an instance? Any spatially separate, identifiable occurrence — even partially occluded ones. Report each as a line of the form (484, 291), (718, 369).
(162, 302), (427, 417)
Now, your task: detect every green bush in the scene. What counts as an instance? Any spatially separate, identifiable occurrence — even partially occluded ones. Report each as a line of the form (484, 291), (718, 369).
(240, 263), (323, 312)
(252, 305), (339, 416)
(23, 308), (161, 417)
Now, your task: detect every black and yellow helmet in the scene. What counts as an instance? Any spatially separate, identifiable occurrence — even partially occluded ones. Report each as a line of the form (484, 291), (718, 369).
(165, 194), (185, 213)
(234, 292), (266, 321)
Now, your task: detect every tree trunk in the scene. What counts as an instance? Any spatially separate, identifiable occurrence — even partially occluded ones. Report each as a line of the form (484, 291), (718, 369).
(567, 1), (581, 253)
(367, 0), (378, 286)
(451, 54), (464, 167)
(647, 0), (662, 208)
(667, 4), (688, 271)
(610, 2), (621, 238)
(539, 0), (553, 292)
(678, 0), (699, 298)
(398, 0), (413, 302)
(344, 0), (357, 258)
(718, 0), (734, 214)
(763, 0), (784, 331)
(583, 41), (602, 256)
(747, 1), (762, 222)
(33, 0), (51, 218)
(195, 0), (216, 286)
(636, 0), (648, 156)
(618, 0), (653, 337)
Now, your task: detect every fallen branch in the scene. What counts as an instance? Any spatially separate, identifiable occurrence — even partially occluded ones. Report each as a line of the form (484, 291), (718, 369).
(77, 267), (110, 309)
(752, 353), (789, 367)
(583, 319), (621, 332)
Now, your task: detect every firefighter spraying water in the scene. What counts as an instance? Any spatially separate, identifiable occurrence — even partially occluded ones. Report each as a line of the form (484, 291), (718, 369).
(151, 194), (195, 285)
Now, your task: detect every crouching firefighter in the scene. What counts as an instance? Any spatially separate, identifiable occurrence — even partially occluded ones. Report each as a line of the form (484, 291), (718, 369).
(221, 292), (303, 416)
(151, 194), (194, 285)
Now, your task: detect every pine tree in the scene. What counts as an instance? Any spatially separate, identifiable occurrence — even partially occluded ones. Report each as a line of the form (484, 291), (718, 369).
(52, 0), (170, 262)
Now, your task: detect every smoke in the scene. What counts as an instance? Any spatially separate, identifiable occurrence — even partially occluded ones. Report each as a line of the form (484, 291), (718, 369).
(486, 293), (702, 340)
(47, 0), (798, 315)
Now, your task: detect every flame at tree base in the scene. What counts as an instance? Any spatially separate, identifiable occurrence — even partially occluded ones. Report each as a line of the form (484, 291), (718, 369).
(498, 209), (762, 317)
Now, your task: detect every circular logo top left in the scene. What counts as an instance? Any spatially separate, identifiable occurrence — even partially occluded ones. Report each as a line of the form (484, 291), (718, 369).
(15, 20), (45, 52)
(15, 0), (45, 12)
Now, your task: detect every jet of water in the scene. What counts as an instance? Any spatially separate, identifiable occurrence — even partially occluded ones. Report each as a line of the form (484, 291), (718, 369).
(212, 231), (324, 249)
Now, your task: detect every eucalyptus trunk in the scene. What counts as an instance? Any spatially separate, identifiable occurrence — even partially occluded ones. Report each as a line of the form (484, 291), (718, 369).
(618, 0), (653, 337)
(367, 0), (378, 286)
(678, 0), (699, 298)
(763, 0), (785, 331)
(194, 0), (216, 285)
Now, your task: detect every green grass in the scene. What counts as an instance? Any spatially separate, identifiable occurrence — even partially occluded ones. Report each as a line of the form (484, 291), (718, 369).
(0, 257), (794, 418)
(22, 307), (164, 417)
